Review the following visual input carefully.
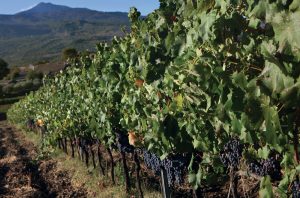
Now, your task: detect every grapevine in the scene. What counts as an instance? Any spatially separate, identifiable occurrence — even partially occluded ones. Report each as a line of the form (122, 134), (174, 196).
(7, 0), (300, 196)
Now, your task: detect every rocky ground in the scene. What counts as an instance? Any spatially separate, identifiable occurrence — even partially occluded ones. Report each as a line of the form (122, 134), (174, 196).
(0, 120), (87, 198)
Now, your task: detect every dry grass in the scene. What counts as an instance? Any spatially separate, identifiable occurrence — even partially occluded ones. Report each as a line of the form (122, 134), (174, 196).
(53, 151), (127, 198)
(34, 61), (65, 74)
(20, 128), (161, 198)
(52, 148), (162, 198)
(0, 155), (17, 164)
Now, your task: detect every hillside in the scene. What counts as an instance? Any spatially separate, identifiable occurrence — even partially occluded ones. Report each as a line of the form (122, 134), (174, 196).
(0, 2), (130, 66)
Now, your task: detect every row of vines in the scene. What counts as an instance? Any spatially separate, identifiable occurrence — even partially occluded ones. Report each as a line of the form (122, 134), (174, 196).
(8, 0), (300, 197)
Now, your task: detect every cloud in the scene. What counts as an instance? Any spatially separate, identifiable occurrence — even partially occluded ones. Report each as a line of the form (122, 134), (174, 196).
(19, 3), (38, 12)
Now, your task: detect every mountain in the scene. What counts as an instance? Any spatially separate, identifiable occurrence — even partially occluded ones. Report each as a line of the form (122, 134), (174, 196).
(0, 2), (130, 66)
(20, 2), (71, 14)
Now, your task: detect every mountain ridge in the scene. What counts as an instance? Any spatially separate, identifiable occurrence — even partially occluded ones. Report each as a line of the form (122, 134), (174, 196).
(0, 2), (130, 66)
(17, 2), (71, 14)
(0, 2), (129, 26)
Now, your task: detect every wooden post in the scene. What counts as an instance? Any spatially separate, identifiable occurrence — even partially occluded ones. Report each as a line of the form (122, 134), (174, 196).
(91, 146), (96, 169)
(107, 147), (115, 184)
(79, 146), (84, 161)
(229, 169), (238, 198)
(193, 188), (202, 198)
(97, 145), (105, 175)
(160, 167), (171, 198)
(64, 138), (68, 154)
(58, 138), (62, 149)
(134, 150), (143, 198)
(70, 138), (75, 158)
(85, 147), (89, 167)
(121, 151), (131, 193)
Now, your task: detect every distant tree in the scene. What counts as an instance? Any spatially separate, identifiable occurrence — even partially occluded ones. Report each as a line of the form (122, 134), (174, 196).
(5, 67), (20, 80)
(2, 84), (13, 94)
(26, 70), (43, 80)
(0, 58), (9, 80)
(62, 48), (78, 60)
(0, 84), (3, 96)
(35, 60), (49, 65)
(80, 50), (91, 57)
(32, 78), (42, 87)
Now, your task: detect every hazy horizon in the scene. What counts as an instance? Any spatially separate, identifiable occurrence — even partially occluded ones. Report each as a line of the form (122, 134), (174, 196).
(0, 0), (160, 15)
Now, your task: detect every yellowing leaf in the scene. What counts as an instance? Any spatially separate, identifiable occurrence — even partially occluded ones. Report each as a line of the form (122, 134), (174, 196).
(175, 93), (184, 108)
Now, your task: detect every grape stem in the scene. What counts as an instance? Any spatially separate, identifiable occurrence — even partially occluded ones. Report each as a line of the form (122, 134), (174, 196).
(91, 145), (96, 169)
(237, 171), (261, 180)
(70, 138), (75, 158)
(97, 144), (105, 176)
(58, 138), (62, 149)
(134, 150), (144, 198)
(240, 176), (249, 198)
(84, 145), (89, 167)
(64, 138), (68, 154)
(193, 188), (202, 198)
(107, 147), (115, 184)
(237, 171), (260, 197)
(120, 150), (131, 193)
(227, 168), (238, 198)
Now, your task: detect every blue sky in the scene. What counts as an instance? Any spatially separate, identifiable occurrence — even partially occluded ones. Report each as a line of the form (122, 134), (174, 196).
(0, 0), (160, 15)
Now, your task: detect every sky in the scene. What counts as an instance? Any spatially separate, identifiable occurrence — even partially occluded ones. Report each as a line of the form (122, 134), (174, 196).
(0, 0), (160, 15)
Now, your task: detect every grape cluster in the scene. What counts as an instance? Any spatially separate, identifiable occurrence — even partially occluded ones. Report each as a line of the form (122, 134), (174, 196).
(248, 157), (281, 180)
(219, 138), (243, 169)
(143, 151), (192, 185)
(115, 131), (134, 153)
(248, 161), (262, 175)
(79, 138), (95, 150)
(79, 138), (89, 150)
(143, 150), (161, 175)
(161, 154), (190, 185)
(291, 178), (300, 198)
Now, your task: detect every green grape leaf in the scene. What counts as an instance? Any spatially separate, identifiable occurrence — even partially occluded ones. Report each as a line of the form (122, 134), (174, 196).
(259, 176), (274, 198)
(258, 146), (270, 159)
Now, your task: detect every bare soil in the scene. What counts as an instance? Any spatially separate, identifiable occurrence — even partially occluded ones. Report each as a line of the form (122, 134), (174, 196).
(0, 121), (87, 198)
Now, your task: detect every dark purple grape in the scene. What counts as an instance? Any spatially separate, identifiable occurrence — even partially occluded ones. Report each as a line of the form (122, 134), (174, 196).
(249, 161), (264, 176)
(292, 178), (300, 198)
(248, 157), (281, 180)
(115, 131), (134, 153)
(161, 154), (190, 186)
(219, 138), (243, 169)
(143, 151), (191, 186)
(143, 150), (161, 175)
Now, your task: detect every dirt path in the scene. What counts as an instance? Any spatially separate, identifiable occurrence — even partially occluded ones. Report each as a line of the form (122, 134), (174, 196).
(0, 121), (87, 198)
